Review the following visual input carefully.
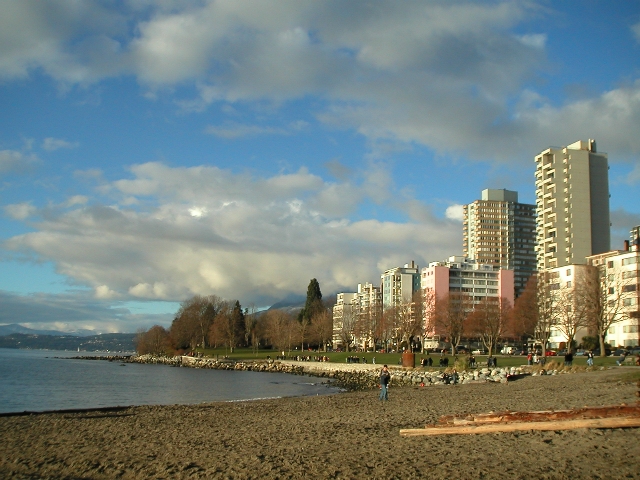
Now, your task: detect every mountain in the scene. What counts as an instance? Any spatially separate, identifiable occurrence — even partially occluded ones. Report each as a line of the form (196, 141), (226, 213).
(268, 294), (306, 310)
(0, 332), (137, 352)
(0, 324), (80, 337)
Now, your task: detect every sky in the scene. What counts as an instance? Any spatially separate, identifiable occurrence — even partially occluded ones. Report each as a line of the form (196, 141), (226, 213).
(1, 0), (640, 334)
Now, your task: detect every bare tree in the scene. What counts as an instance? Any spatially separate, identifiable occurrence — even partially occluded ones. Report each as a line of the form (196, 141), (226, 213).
(395, 292), (423, 351)
(421, 288), (437, 353)
(337, 303), (358, 352)
(244, 304), (260, 354)
(310, 308), (333, 352)
(553, 282), (589, 353)
(170, 295), (222, 351)
(379, 307), (398, 352)
(263, 309), (295, 354)
(362, 298), (383, 352)
(467, 297), (512, 356)
(211, 300), (245, 353)
(578, 265), (635, 357)
(510, 275), (538, 345)
(535, 272), (559, 356)
(435, 292), (473, 354)
(135, 325), (170, 355)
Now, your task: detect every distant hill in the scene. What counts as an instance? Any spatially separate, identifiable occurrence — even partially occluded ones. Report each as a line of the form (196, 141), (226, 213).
(0, 332), (137, 352)
(0, 323), (87, 337)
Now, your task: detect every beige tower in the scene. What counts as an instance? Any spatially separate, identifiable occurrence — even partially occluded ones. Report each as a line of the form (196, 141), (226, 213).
(535, 139), (610, 271)
(463, 189), (536, 297)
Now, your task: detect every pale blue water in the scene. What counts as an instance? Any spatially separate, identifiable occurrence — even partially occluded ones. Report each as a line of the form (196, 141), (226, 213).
(0, 349), (341, 413)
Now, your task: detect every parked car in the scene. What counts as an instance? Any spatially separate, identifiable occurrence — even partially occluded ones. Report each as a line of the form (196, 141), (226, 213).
(545, 350), (557, 356)
(472, 349), (486, 355)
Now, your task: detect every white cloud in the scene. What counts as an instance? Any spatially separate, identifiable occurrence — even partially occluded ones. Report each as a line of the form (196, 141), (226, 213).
(5, 163), (460, 308)
(204, 122), (289, 139)
(0, 290), (173, 333)
(4, 202), (37, 220)
(0, 149), (38, 175)
(3, 1), (639, 172)
(94, 285), (118, 299)
(517, 33), (546, 49)
(42, 137), (79, 151)
(445, 205), (465, 222)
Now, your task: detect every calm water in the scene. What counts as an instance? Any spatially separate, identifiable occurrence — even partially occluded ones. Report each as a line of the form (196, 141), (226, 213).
(0, 349), (341, 413)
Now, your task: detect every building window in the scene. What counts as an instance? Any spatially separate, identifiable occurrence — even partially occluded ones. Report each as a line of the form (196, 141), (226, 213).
(608, 261), (614, 268)
(609, 326), (616, 334)
(566, 269), (571, 276)
(622, 257), (638, 266)
(608, 287), (615, 294)
(623, 326), (639, 334)
(622, 284), (637, 293)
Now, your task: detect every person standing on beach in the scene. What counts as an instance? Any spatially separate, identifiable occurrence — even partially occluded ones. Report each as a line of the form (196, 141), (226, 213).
(379, 365), (391, 401)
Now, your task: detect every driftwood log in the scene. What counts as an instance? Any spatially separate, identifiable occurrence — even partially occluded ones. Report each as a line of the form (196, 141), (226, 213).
(400, 404), (640, 436)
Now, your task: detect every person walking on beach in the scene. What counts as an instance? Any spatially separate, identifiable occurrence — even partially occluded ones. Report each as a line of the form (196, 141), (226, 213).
(587, 350), (594, 367)
(379, 365), (391, 401)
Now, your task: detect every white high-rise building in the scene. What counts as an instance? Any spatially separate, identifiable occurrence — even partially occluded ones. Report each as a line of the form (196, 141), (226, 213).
(534, 139), (610, 272)
(381, 261), (420, 309)
(463, 189), (536, 297)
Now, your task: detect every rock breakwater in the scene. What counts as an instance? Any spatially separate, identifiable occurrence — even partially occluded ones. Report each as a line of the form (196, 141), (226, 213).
(76, 354), (583, 391)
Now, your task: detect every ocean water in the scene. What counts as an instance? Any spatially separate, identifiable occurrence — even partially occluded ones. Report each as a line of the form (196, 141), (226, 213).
(0, 349), (341, 414)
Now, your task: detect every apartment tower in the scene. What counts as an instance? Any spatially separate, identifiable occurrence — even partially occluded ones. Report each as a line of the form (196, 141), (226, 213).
(463, 189), (536, 297)
(534, 139), (610, 272)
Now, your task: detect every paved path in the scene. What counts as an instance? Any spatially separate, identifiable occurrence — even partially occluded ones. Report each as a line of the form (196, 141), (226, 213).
(280, 360), (394, 373)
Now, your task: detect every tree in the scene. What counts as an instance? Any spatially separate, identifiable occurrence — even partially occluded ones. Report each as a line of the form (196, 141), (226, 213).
(244, 304), (260, 354)
(170, 295), (222, 351)
(135, 325), (170, 355)
(467, 297), (512, 356)
(310, 307), (334, 352)
(366, 299), (384, 352)
(298, 278), (323, 324)
(578, 265), (634, 357)
(263, 309), (295, 353)
(379, 307), (398, 352)
(535, 272), (559, 356)
(434, 292), (473, 354)
(395, 294), (423, 351)
(511, 275), (539, 344)
(337, 302), (358, 351)
(553, 282), (589, 353)
(212, 300), (246, 353)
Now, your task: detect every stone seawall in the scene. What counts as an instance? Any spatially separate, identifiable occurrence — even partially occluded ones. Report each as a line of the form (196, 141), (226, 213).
(79, 354), (568, 391)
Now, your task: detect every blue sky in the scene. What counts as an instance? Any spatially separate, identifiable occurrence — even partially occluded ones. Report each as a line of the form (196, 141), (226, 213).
(1, 0), (639, 333)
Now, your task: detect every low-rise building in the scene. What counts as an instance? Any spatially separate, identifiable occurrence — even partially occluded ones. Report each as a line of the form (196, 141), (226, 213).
(420, 256), (514, 346)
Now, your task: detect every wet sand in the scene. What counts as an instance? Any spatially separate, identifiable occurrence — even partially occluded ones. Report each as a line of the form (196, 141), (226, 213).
(0, 368), (638, 479)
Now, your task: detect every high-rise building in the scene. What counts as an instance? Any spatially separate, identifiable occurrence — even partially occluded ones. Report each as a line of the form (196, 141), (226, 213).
(463, 188), (536, 297)
(534, 139), (610, 272)
(381, 261), (420, 309)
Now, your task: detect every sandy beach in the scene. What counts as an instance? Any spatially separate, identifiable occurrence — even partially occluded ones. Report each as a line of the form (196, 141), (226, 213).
(1, 367), (638, 479)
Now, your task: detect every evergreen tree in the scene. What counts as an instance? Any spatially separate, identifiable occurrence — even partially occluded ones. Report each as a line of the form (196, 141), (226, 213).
(298, 278), (323, 324)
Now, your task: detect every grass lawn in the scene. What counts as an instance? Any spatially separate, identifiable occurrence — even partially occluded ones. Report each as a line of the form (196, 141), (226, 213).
(193, 348), (636, 370)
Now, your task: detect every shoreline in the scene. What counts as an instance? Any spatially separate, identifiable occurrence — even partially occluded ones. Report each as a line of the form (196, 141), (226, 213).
(1, 368), (638, 479)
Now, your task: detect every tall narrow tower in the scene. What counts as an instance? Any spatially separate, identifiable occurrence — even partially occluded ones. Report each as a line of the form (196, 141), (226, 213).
(463, 189), (536, 297)
(534, 139), (610, 271)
